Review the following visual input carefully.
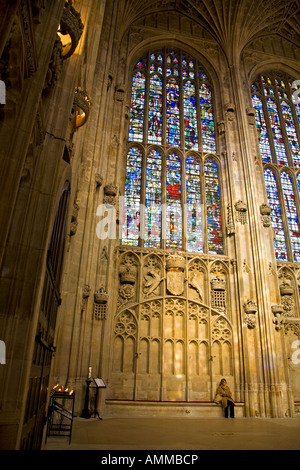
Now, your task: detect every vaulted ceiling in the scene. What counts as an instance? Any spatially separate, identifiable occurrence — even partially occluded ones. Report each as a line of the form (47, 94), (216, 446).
(119, 0), (300, 60)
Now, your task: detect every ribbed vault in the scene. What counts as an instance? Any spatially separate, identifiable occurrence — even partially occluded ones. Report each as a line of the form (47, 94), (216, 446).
(119, 0), (300, 60)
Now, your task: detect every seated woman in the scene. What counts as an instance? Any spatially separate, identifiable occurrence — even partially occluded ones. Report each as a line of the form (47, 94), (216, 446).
(215, 378), (235, 418)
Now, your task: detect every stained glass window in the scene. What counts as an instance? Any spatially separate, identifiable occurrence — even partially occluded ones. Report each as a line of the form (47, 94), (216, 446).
(122, 147), (142, 246)
(252, 72), (300, 262)
(186, 155), (202, 252)
(123, 48), (222, 253)
(166, 78), (180, 147)
(145, 149), (162, 248)
(148, 74), (163, 145)
(252, 94), (272, 163)
(281, 171), (300, 261)
(166, 153), (182, 250)
(129, 71), (145, 142)
(183, 81), (198, 150)
(204, 159), (223, 254)
(264, 168), (287, 260)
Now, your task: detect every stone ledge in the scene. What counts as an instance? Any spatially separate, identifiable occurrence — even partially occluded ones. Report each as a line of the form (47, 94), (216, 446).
(104, 400), (245, 418)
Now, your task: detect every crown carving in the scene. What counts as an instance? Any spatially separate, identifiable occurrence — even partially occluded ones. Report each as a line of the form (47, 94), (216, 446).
(119, 264), (137, 284)
(235, 200), (247, 212)
(166, 252), (185, 271)
(280, 281), (293, 295)
(94, 287), (109, 304)
(243, 299), (257, 314)
(104, 183), (118, 196)
(210, 276), (225, 290)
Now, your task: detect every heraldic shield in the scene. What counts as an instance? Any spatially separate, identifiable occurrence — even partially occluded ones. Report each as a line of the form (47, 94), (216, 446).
(166, 252), (186, 296)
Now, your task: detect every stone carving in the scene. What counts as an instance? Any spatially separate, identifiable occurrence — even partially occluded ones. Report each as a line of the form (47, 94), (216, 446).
(104, 184), (118, 206)
(45, 36), (63, 89)
(224, 103), (235, 122)
(271, 305), (284, 331)
(217, 120), (225, 134)
(166, 252), (185, 296)
(244, 300), (257, 329)
(94, 287), (108, 304)
(143, 258), (165, 297)
(81, 284), (90, 311)
(260, 203), (272, 227)
(235, 200), (248, 224)
(226, 203), (235, 236)
(246, 107), (256, 125)
(70, 200), (79, 236)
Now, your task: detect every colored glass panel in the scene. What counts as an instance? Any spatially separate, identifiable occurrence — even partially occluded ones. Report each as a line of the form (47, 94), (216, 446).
(204, 159), (223, 254)
(266, 97), (288, 165)
(144, 150), (162, 248)
(186, 155), (203, 252)
(128, 71), (145, 142)
(122, 147), (142, 246)
(183, 81), (198, 150)
(281, 171), (300, 261)
(264, 168), (287, 260)
(166, 78), (180, 147)
(252, 94), (272, 163)
(166, 153), (182, 249)
(148, 74), (163, 145)
(281, 100), (300, 168)
(199, 83), (216, 153)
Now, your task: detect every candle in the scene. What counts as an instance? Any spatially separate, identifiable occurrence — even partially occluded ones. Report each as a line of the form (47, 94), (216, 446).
(88, 366), (92, 379)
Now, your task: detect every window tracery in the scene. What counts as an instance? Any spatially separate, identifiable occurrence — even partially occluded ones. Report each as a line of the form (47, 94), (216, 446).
(123, 48), (223, 254)
(252, 72), (300, 262)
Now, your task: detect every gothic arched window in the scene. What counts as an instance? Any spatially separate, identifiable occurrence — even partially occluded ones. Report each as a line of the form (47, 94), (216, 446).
(251, 72), (300, 261)
(122, 48), (223, 254)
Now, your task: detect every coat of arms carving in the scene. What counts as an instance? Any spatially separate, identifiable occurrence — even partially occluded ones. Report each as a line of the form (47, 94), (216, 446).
(166, 252), (186, 296)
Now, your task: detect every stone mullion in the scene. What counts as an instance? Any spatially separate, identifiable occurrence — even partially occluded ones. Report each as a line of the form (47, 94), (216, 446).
(273, 83), (294, 169)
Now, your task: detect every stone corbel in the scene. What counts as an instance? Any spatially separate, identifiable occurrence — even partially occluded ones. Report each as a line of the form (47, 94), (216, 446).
(224, 103), (235, 122)
(271, 305), (284, 331)
(104, 183), (118, 206)
(115, 85), (125, 102)
(246, 107), (256, 125)
(260, 203), (272, 227)
(244, 300), (257, 329)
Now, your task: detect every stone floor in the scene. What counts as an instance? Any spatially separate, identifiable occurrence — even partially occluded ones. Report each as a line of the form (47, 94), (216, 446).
(43, 415), (300, 451)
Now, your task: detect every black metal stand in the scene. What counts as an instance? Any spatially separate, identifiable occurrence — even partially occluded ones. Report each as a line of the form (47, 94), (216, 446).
(90, 386), (102, 420)
(81, 379), (92, 419)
